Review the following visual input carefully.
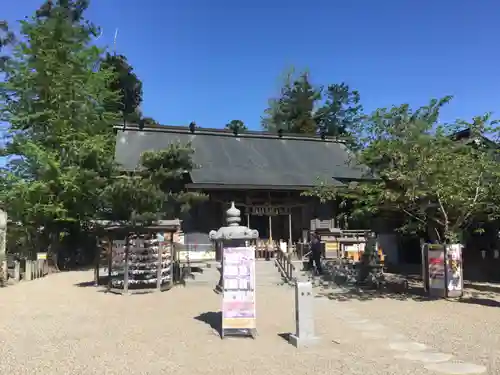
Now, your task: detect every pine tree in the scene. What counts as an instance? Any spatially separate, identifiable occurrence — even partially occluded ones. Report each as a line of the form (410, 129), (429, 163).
(225, 119), (247, 133)
(101, 53), (143, 124)
(262, 71), (319, 134)
(261, 69), (361, 137)
(102, 144), (207, 223)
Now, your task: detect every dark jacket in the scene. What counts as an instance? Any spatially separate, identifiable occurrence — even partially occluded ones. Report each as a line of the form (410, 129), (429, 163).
(310, 239), (322, 255)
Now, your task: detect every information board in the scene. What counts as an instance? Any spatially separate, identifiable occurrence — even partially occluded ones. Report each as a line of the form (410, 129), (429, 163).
(222, 246), (256, 338)
(428, 244), (445, 291)
(422, 243), (463, 298)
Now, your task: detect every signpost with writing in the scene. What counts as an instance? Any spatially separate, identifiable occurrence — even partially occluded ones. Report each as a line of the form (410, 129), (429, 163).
(209, 202), (259, 339)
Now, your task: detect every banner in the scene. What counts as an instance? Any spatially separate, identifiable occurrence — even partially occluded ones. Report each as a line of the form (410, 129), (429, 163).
(446, 244), (463, 293)
(222, 247), (256, 331)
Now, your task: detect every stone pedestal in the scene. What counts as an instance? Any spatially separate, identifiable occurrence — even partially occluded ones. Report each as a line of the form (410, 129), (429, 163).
(289, 281), (320, 347)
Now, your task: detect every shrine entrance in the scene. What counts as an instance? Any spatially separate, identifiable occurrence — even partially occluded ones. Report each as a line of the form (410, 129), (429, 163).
(245, 205), (295, 247)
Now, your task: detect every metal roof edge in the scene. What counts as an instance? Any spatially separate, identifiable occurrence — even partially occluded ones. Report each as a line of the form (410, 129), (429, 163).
(114, 124), (347, 144)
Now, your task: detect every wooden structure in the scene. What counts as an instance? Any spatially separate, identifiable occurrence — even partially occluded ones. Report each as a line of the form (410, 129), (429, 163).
(93, 220), (181, 295)
(114, 125), (374, 259)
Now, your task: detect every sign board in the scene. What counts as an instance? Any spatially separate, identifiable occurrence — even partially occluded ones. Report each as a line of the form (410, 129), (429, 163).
(422, 243), (463, 298)
(177, 250), (216, 262)
(325, 242), (339, 252)
(37, 252), (48, 260)
(344, 243), (365, 253)
(222, 246), (256, 337)
(249, 206), (291, 216)
(427, 244), (445, 295)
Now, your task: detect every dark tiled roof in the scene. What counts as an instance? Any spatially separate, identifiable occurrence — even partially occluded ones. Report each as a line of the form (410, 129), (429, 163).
(114, 125), (370, 190)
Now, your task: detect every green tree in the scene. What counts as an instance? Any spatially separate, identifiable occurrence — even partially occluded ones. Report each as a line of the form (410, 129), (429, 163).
(0, 0), (203, 268)
(0, 21), (15, 68)
(101, 53), (161, 127)
(305, 97), (500, 244)
(101, 53), (143, 124)
(315, 83), (362, 137)
(0, 0), (120, 263)
(262, 70), (319, 134)
(225, 119), (247, 133)
(101, 142), (206, 223)
(261, 69), (362, 137)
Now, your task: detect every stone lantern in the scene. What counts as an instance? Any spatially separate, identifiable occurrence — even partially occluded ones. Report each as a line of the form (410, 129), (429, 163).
(209, 202), (259, 293)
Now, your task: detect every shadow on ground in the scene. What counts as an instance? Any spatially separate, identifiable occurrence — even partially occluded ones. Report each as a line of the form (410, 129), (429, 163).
(74, 276), (109, 288)
(277, 332), (293, 345)
(316, 281), (433, 303)
(194, 311), (222, 337)
(74, 281), (96, 287)
(316, 276), (500, 308)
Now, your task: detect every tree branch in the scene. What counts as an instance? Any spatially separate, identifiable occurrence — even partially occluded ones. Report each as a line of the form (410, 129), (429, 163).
(471, 172), (483, 207)
(453, 172), (483, 234)
(400, 206), (426, 224)
(436, 190), (450, 241)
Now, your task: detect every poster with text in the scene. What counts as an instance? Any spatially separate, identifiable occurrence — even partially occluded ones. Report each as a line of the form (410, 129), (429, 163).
(446, 244), (463, 292)
(222, 247), (256, 330)
(428, 245), (445, 290)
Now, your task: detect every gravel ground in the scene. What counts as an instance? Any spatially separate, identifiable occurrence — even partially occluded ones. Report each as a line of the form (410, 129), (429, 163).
(318, 280), (500, 374)
(0, 268), (494, 375)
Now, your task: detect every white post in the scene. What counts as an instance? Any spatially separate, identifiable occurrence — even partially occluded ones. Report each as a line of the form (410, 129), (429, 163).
(14, 261), (20, 282)
(25, 260), (32, 281)
(0, 210), (7, 284)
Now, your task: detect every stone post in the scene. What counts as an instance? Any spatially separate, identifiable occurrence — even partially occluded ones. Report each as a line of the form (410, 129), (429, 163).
(0, 209), (7, 285)
(14, 261), (20, 282)
(25, 260), (32, 281)
(289, 281), (320, 348)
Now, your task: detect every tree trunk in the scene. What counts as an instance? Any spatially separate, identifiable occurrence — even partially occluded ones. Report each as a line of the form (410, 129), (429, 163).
(426, 223), (441, 243)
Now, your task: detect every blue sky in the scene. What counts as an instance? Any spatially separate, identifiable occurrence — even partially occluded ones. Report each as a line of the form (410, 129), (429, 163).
(3, 0), (500, 130)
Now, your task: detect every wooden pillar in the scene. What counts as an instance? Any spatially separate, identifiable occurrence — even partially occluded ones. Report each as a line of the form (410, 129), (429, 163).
(268, 215), (273, 242)
(107, 239), (112, 292)
(246, 213), (250, 228)
(288, 213), (292, 247)
(123, 236), (130, 295)
(156, 235), (163, 291)
(94, 236), (100, 286)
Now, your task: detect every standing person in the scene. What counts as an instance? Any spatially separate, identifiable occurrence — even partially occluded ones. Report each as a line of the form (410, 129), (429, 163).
(308, 231), (323, 275)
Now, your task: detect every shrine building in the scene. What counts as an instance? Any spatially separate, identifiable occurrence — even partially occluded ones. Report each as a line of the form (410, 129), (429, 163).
(113, 125), (373, 253)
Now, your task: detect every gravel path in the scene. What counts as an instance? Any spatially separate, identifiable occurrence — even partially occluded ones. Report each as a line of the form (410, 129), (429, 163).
(318, 282), (500, 374)
(0, 268), (494, 374)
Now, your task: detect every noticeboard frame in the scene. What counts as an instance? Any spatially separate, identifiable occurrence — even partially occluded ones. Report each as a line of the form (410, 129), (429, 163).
(421, 243), (464, 299)
(220, 240), (257, 340)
